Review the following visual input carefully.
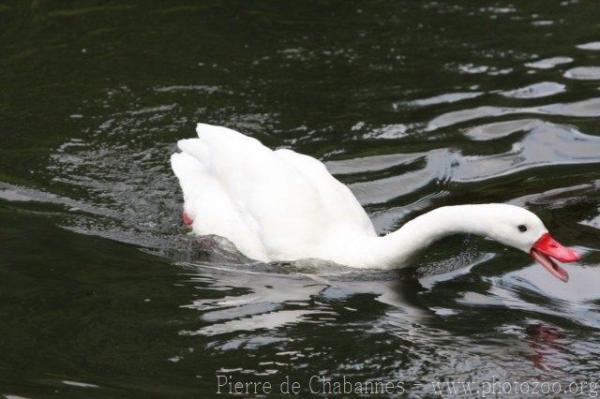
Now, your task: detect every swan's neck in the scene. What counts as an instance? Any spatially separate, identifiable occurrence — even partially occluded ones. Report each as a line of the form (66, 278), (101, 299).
(371, 205), (495, 268)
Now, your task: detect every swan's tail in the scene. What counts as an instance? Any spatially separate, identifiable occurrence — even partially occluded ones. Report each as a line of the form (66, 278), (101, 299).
(175, 138), (209, 166)
(170, 132), (271, 261)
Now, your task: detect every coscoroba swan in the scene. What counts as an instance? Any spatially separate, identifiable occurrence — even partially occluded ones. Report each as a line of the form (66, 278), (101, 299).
(171, 124), (581, 282)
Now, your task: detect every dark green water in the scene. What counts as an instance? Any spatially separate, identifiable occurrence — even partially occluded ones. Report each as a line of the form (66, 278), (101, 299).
(1, 1), (600, 397)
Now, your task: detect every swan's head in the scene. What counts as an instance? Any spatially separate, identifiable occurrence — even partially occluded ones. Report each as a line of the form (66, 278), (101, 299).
(480, 204), (580, 282)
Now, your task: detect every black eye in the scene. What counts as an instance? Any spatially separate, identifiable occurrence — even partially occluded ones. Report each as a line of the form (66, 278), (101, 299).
(518, 224), (528, 233)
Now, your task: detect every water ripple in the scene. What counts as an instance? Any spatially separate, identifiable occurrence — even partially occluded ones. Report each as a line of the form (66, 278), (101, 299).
(427, 98), (600, 131)
(564, 67), (600, 81)
(500, 82), (566, 99)
(525, 57), (573, 70)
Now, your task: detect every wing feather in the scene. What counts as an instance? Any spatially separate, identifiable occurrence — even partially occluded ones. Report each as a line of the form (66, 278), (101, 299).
(171, 123), (375, 261)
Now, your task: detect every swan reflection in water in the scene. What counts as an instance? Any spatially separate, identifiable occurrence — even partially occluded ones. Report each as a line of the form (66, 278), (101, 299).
(172, 236), (599, 380)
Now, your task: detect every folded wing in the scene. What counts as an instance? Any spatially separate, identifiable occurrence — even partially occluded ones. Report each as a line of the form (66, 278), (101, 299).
(171, 123), (375, 261)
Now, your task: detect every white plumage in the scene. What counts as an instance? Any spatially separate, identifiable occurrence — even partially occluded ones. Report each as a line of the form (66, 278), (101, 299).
(171, 123), (579, 280)
(171, 123), (376, 265)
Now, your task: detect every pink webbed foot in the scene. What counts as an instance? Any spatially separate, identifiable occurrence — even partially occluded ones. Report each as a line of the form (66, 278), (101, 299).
(182, 211), (193, 226)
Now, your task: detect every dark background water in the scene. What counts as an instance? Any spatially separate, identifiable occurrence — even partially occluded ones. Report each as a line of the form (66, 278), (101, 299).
(1, 1), (600, 398)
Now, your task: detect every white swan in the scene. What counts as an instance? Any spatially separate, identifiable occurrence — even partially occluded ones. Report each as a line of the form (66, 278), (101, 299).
(171, 123), (580, 282)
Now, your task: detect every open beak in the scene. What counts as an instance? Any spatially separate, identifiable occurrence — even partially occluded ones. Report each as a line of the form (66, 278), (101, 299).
(530, 233), (581, 283)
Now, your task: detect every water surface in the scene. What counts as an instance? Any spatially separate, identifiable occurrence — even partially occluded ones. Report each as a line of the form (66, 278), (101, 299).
(1, 1), (600, 397)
